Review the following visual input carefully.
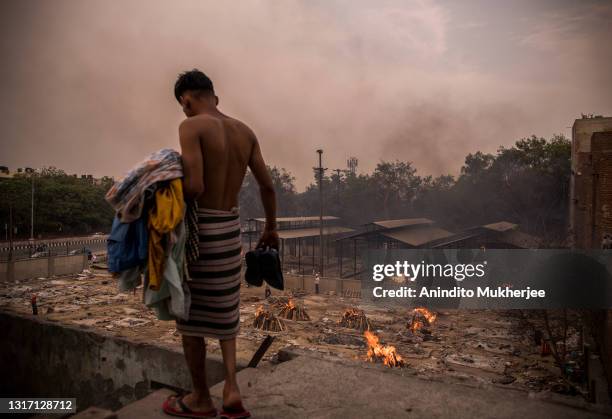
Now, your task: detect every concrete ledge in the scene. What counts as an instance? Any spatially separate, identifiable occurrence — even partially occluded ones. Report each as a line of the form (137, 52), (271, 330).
(0, 310), (243, 411)
(208, 356), (611, 419)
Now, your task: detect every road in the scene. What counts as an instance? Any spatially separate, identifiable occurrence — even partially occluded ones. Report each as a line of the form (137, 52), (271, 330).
(0, 235), (108, 261)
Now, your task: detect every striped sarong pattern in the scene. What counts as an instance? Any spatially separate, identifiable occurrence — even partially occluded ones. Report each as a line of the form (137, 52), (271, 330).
(176, 207), (242, 340)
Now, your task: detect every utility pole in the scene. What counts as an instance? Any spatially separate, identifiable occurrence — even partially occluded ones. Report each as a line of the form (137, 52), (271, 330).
(314, 149), (327, 276)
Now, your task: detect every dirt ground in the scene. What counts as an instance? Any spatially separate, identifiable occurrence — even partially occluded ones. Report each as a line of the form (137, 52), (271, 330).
(0, 266), (580, 400)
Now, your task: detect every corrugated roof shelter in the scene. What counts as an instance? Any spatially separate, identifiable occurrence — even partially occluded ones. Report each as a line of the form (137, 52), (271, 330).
(372, 218), (433, 230)
(336, 218), (453, 248)
(251, 216), (339, 223)
(278, 226), (354, 240)
(380, 226), (454, 247)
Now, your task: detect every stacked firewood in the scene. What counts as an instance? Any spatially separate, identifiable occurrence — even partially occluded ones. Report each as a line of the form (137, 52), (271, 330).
(278, 299), (310, 321)
(253, 306), (285, 332)
(342, 289), (361, 298)
(339, 307), (372, 331)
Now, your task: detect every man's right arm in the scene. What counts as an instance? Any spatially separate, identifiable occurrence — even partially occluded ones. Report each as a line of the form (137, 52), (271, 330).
(248, 134), (279, 249)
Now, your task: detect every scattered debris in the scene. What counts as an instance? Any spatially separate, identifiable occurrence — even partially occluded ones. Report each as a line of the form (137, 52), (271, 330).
(0, 274), (586, 398)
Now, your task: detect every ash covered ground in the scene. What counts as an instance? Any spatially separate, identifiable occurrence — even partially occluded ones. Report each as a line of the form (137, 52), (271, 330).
(0, 266), (579, 398)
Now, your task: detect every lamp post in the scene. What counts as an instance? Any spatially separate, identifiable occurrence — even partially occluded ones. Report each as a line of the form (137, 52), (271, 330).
(315, 149), (326, 276)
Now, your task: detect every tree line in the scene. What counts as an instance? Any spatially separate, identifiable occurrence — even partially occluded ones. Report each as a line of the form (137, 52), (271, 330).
(0, 134), (570, 242)
(0, 168), (115, 239)
(240, 134), (571, 243)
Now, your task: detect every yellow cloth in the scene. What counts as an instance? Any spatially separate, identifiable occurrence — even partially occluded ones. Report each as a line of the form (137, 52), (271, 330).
(148, 179), (184, 290)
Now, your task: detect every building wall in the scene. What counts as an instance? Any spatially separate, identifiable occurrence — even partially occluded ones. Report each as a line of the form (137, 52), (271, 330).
(570, 117), (612, 248)
(570, 119), (612, 399)
(283, 273), (361, 296)
(592, 132), (612, 247)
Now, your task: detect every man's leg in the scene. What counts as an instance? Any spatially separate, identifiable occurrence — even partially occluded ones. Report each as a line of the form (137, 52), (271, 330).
(220, 338), (243, 407)
(172, 335), (215, 411)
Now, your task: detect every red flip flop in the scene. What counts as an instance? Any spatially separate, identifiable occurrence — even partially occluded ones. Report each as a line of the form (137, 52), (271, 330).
(162, 395), (218, 418)
(220, 403), (251, 419)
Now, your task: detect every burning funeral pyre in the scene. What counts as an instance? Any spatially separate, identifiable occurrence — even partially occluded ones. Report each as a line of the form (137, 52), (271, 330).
(253, 306), (285, 332)
(339, 307), (372, 331)
(278, 298), (310, 321)
(408, 307), (437, 333)
(364, 330), (406, 368)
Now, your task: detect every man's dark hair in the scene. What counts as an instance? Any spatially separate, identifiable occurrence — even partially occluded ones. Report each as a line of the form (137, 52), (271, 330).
(174, 69), (214, 102)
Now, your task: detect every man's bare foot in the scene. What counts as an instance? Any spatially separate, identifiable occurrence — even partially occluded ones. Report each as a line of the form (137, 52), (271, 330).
(222, 381), (243, 408)
(165, 393), (216, 415)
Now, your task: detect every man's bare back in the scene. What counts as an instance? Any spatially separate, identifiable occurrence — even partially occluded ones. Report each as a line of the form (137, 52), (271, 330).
(184, 113), (254, 211)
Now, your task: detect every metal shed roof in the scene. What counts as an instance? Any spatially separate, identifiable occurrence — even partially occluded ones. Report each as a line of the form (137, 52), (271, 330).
(251, 216), (339, 222)
(481, 221), (517, 232)
(381, 226), (454, 247)
(278, 226), (354, 240)
(371, 218), (434, 229)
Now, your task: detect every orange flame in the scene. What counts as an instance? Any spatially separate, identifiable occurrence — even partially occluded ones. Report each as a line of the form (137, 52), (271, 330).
(255, 305), (264, 317)
(408, 307), (436, 332)
(287, 299), (296, 310)
(410, 320), (424, 333)
(364, 330), (405, 368)
(413, 307), (437, 324)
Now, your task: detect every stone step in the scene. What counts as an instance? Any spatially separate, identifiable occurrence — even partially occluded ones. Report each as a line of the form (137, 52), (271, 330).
(114, 388), (175, 419)
(69, 406), (117, 419)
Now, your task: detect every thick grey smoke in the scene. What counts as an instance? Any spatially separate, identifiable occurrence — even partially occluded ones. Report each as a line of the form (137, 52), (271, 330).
(0, 0), (611, 189)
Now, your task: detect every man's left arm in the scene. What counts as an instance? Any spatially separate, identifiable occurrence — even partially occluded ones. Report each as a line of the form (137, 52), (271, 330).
(179, 119), (204, 199)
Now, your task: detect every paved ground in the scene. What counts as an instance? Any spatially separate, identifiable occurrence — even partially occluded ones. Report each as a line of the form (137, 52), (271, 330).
(207, 356), (609, 419)
(103, 356), (611, 419)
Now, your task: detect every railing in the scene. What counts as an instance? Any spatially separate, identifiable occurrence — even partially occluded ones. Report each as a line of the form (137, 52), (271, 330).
(0, 237), (108, 262)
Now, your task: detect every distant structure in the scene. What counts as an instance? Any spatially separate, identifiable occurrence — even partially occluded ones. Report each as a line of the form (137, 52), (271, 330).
(347, 157), (358, 175)
(0, 167), (109, 184)
(569, 115), (612, 401)
(570, 115), (612, 248)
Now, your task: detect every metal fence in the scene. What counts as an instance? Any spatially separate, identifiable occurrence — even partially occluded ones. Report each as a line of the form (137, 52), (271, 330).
(0, 237), (108, 262)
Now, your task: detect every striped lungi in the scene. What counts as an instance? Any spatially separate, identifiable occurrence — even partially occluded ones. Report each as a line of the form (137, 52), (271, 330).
(176, 207), (242, 340)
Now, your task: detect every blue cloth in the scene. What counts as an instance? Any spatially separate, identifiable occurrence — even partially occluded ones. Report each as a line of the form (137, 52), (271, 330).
(107, 216), (148, 273)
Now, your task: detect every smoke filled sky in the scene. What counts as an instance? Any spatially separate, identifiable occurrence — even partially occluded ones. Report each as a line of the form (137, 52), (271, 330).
(1, 0), (611, 189)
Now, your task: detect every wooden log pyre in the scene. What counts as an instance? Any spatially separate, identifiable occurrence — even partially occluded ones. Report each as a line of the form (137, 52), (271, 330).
(278, 299), (310, 321)
(253, 306), (285, 332)
(339, 307), (372, 331)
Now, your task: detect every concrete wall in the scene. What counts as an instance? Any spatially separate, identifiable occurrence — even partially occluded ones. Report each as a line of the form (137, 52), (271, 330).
(283, 273), (361, 296)
(0, 254), (87, 282)
(0, 311), (243, 412)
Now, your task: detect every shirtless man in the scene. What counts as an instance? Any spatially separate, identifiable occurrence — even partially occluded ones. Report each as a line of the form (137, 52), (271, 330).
(164, 69), (278, 418)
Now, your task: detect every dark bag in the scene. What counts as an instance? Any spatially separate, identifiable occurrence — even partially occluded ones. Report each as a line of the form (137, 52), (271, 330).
(245, 247), (284, 290)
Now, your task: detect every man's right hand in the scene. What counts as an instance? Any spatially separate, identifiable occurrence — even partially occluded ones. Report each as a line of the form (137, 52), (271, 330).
(257, 229), (279, 250)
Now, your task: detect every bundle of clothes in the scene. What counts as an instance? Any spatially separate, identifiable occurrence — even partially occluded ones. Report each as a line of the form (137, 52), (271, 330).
(105, 148), (199, 321)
